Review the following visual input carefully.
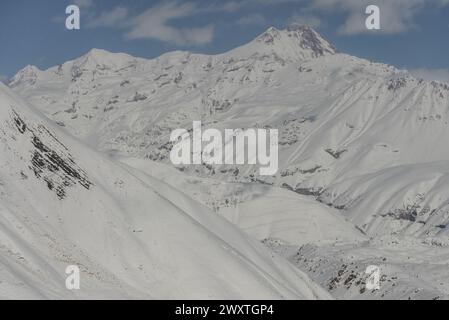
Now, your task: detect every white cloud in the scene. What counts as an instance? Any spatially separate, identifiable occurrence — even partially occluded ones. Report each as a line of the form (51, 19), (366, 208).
(288, 13), (323, 29)
(308, 0), (449, 35)
(236, 14), (267, 26)
(86, 7), (129, 28)
(85, 2), (216, 46)
(125, 2), (214, 45)
(244, 0), (449, 35)
(224, 0), (449, 35)
(66, 0), (449, 43)
(409, 68), (449, 83)
(82, 1), (307, 46)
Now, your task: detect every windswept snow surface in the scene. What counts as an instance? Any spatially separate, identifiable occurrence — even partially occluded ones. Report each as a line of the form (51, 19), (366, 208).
(0, 83), (331, 299)
(121, 158), (366, 247)
(7, 25), (449, 299)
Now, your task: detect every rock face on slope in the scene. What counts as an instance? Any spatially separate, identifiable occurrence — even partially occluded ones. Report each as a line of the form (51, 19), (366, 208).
(11, 109), (92, 199)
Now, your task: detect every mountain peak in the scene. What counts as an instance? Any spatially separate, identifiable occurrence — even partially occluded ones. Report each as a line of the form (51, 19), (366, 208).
(82, 48), (119, 60)
(77, 48), (128, 65)
(285, 24), (337, 56)
(15, 64), (41, 75)
(69, 48), (143, 79)
(8, 65), (41, 88)
(231, 25), (337, 61)
(264, 24), (336, 54)
(286, 23), (312, 32)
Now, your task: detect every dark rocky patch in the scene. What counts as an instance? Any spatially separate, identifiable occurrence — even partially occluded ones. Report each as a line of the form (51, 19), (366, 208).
(11, 108), (92, 199)
(12, 110), (27, 133)
(325, 148), (347, 159)
(281, 183), (322, 197)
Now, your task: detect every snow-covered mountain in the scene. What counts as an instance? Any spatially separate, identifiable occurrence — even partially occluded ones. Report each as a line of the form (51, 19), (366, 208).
(0, 82), (334, 299)
(7, 25), (449, 299)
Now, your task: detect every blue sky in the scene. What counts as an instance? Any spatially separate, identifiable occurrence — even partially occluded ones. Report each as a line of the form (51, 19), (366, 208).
(1, 0), (449, 82)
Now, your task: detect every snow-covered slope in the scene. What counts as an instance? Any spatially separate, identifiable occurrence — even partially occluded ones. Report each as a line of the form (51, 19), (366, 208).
(266, 237), (449, 300)
(8, 24), (449, 299)
(121, 157), (366, 247)
(0, 83), (332, 299)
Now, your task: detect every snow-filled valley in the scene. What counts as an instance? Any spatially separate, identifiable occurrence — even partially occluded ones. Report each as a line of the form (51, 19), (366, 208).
(3, 25), (449, 299)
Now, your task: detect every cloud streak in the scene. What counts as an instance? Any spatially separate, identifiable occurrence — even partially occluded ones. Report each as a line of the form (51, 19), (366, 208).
(308, 0), (449, 35)
(85, 2), (218, 46)
(86, 7), (129, 28)
(81, 0), (449, 47)
(125, 2), (214, 45)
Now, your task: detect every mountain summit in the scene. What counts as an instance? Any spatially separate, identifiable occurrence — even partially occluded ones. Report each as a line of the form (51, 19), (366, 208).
(8, 65), (41, 88)
(229, 25), (337, 61)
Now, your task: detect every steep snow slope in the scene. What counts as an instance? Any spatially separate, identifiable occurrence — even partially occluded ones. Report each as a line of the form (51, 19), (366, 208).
(0, 83), (331, 299)
(121, 157), (449, 300)
(121, 158), (366, 247)
(10, 25), (449, 239)
(318, 162), (449, 239)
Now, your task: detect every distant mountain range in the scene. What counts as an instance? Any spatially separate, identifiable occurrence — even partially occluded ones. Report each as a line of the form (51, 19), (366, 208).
(5, 25), (449, 299)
